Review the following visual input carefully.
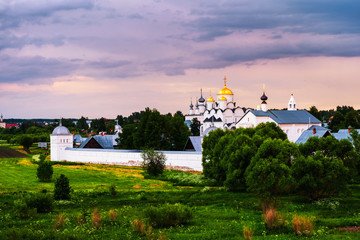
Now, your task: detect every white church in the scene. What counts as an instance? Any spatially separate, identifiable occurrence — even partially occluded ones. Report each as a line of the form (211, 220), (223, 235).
(185, 77), (321, 142)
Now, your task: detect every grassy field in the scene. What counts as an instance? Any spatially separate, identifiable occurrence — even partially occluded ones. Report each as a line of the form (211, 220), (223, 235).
(0, 149), (359, 239)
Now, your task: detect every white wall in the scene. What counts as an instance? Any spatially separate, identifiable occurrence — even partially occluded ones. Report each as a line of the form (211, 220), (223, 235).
(63, 148), (203, 171)
(51, 135), (73, 161)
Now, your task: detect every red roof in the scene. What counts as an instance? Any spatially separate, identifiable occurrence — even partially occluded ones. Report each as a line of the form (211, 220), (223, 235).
(6, 123), (19, 128)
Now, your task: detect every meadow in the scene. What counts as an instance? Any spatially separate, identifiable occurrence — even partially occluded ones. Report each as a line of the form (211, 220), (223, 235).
(0, 146), (359, 239)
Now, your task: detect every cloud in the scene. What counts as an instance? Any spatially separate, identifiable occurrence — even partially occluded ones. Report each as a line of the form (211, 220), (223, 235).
(0, 0), (94, 30)
(0, 55), (77, 83)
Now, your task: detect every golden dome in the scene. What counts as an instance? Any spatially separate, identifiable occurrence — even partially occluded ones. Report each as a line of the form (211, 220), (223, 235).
(207, 96), (215, 102)
(219, 95), (227, 101)
(217, 76), (234, 95)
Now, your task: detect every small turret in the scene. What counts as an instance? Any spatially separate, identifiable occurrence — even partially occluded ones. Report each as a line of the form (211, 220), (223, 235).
(189, 98), (194, 115)
(206, 90), (215, 110)
(260, 84), (268, 112)
(287, 94), (297, 111)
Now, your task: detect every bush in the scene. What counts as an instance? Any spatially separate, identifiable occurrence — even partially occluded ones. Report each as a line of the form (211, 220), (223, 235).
(37, 160), (53, 182)
(13, 197), (37, 219)
(54, 213), (66, 230)
(263, 207), (286, 230)
(109, 185), (117, 196)
(54, 174), (71, 200)
(243, 226), (254, 240)
(92, 208), (101, 229)
(25, 193), (53, 213)
(142, 149), (166, 176)
(144, 203), (193, 228)
(292, 215), (313, 236)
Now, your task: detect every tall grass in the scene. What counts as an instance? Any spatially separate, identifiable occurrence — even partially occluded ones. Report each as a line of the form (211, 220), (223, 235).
(92, 208), (101, 229)
(243, 226), (254, 240)
(263, 207), (286, 230)
(292, 215), (313, 236)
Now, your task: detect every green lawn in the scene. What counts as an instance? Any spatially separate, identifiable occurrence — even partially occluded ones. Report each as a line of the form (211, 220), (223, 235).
(0, 156), (359, 239)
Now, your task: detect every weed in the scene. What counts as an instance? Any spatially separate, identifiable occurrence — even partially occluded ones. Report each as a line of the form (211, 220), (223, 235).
(109, 209), (118, 223)
(92, 208), (101, 229)
(133, 218), (147, 235)
(292, 215), (313, 237)
(243, 226), (254, 240)
(54, 213), (66, 230)
(263, 207), (286, 230)
(77, 213), (86, 225)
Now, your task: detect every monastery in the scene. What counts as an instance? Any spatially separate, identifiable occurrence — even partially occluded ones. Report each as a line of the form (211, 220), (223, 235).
(185, 77), (321, 142)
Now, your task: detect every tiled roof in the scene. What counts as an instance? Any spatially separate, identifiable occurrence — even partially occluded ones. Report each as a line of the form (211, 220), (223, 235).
(79, 135), (115, 149)
(250, 110), (321, 124)
(332, 129), (360, 141)
(203, 116), (222, 122)
(184, 136), (202, 152)
(295, 125), (331, 144)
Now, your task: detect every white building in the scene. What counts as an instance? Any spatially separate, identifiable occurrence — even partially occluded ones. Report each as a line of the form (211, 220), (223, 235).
(185, 78), (321, 143)
(236, 91), (322, 142)
(50, 123), (73, 161)
(185, 77), (247, 136)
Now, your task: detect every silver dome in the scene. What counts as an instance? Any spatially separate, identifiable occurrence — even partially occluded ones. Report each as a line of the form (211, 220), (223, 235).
(52, 125), (71, 135)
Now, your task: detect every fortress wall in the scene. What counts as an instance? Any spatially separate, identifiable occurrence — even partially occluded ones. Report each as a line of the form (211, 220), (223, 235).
(63, 148), (203, 171)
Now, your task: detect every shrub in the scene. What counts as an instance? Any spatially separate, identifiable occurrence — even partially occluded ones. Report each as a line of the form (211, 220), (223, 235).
(54, 174), (71, 200)
(263, 207), (286, 230)
(144, 203), (193, 228)
(77, 213), (86, 225)
(25, 193), (53, 213)
(54, 213), (66, 230)
(109, 209), (118, 223)
(142, 149), (166, 176)
(92, 208), (101, 229)
(133, 218), (152, 236)
(109, 185), (117, 196)
(13, 198), (37, 219)
(243, 226), (254, 240)
(292, 215), (313, 236)
(37, 160), (53, 182)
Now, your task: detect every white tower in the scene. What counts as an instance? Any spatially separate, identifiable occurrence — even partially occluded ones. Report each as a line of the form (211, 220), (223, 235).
(287, 94), (297, 111)
(50, 123), (73, 161)
(206, 90), (215, 110)
(198, 89), (206, 113)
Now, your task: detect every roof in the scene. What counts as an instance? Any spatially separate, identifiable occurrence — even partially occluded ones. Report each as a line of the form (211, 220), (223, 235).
(52, 125), (71, 135)
(249, 110), (321, 124)
(332, 129), (360, 141)
(203, 116), (222, 122)
(79, 135), (115, 149)
(295, 125), (331, 144)
(184, 136), (202, 152)
(5, 123), (19, 128)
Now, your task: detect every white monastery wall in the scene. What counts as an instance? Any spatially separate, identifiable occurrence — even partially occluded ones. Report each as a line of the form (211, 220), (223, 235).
(279, 123), (321, 142)
(64, 148), (203, 172)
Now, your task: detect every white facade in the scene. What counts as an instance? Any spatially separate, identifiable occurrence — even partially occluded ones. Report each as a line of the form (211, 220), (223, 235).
(65, 148), (203, 171)
(50, 125), (73, 161)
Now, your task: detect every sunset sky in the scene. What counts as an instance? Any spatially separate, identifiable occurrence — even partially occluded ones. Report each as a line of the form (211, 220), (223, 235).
(1, 0), (360, 119)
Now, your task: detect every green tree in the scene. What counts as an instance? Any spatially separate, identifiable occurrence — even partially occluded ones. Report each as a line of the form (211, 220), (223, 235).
(168, 114), (190, 150)
(76, 116), (89, 130)
(54, 174), (71, 200)
(19, 135), (33, 152)
(345, 110), (360, 129)
(292, 152), (349, 200)
(37, 159), (53, 182)
(141, 149), (166, 176)
(328, 111), (345, 131)
(117, 124), (136, 149)
(309, 106), (321, 121)
(245, 139), (299, 202)
(190, 118), (201, 136)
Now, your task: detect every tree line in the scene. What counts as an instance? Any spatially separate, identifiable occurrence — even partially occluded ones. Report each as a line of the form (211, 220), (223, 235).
(202, 122), (360, 203)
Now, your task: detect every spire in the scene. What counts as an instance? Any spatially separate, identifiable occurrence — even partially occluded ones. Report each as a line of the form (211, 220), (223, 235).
(59, 118), (62, 126)
(260, 84), (268, 111)
(189, 97), (194, 109)
(198, 88), (205, 103)
(224, 76), (227, 87)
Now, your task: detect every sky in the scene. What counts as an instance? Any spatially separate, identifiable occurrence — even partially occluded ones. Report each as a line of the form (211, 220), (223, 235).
(0, 0), (360, 119)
